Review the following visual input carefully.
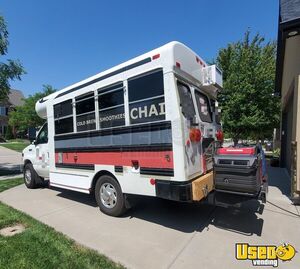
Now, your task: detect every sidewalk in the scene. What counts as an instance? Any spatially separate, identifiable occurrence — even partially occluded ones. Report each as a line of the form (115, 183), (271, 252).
(0, 165), (299, 269)
(0, 146), (22, 176)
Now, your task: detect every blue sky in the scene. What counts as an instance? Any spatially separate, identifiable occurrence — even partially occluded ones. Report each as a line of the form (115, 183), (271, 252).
(1, 0), (279, 97)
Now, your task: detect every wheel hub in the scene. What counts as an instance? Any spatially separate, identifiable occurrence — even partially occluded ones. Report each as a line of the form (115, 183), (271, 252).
(100, 183), (117, 209)
(24, 169), (31, 184)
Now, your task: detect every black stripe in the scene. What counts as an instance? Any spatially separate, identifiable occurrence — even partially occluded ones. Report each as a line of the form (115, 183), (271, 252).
(114, 166), (123, 173)
(55, 163), (95, 170)
(55, 144), (172, 153)
(55, 57), (152, 99)
(55, 121), (171, 141)
(140, 167), (174, 177)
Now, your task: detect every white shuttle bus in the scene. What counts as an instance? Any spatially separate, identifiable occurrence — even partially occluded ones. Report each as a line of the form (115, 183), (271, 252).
(22, 41), (223, 216)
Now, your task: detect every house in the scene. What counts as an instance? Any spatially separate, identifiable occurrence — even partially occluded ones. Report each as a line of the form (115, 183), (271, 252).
(0, 89), (24, 136)
(275, 0), (300, 203)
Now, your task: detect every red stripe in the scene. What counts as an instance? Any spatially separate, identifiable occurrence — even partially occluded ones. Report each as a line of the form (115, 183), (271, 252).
(55, 151), (173, 169)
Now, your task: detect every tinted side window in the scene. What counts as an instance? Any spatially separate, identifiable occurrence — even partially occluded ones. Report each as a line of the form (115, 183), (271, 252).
(128, 69), (165, 124)
(195, 91), (212, 123)
(99, 106), (125, 129)
(98, 82), (125, 128)
(128, 69), (164, 102)
(129, 98), (165, 124)
(76, 92), (95, 115)
(76, 113), (96, 132)
(75, 92), (96, 132)
(99, 83), (124, 109)
(54, 99), (74, 134)
(54, 99), (72, 118)
(55, 117), (74, 134)
(177, 82), (196, 121)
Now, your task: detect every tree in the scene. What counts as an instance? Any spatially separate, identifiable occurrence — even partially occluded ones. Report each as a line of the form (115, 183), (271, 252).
(4, 125), (13, 140)
(9, 85), (56, 134)
(0, 15), (25, 101)
(216, 31), (280, 144)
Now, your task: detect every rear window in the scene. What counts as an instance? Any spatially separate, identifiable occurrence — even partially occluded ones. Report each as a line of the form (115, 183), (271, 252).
(177, 82), (196, 121)
(195, 91), (212, 123)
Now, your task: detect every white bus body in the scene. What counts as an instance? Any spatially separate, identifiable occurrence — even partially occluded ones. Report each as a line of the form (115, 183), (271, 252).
(23, 41), (223, 216)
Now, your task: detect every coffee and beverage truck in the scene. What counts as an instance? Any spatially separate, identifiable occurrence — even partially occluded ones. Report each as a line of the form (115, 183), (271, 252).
(22, 41), (267, 216)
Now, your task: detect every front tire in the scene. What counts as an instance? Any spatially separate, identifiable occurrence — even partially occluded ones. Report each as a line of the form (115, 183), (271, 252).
(24, 163), (38, 189)
(95, 175), (126, 217)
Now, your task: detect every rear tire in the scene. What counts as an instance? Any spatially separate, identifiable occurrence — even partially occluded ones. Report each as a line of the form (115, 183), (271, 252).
(23, 163), (38, 189)
(95, 175), (126, 217)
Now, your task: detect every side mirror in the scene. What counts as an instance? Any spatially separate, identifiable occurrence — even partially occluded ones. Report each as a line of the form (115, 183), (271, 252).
(28, 127), (36, 142)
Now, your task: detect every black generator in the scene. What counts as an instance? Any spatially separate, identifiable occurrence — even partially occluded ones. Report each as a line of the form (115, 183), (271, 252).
(213, 146), (267, 199)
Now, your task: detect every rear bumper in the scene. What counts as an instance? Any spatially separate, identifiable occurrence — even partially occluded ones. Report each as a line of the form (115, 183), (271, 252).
(155, 172), (268, 204)
(155, 172), (214, 202)
(155, 180), (192, 202)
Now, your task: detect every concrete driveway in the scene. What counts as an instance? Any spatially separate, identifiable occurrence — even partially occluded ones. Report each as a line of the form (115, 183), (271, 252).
(0, 166), (300, 269)
(0, 145), (22, 176)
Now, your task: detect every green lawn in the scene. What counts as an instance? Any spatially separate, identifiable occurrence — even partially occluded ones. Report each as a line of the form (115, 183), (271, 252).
(0, 141), (30, 152)
(0, 179), (124, 269)
(7, 139), (29, 143)
(0, 178), (23, 192)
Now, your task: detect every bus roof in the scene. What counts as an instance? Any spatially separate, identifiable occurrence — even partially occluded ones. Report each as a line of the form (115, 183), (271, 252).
(36, 41), (216, 118)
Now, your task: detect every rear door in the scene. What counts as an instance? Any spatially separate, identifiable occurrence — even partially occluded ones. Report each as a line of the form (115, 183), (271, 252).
(194, 89), (214, 172)
(177, 81), (203, 178)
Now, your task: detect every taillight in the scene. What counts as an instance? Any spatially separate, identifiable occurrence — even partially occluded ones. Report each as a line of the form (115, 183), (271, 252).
(176, 62), (181, 68)
(216, 130), (224, 142)
(189, 128), (201, 142)
(150, 178), (156, 185)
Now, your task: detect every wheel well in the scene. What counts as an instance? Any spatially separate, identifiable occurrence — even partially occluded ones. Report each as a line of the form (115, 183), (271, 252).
(24, 159), (32, 167)
(23, 160), (32, 175)
(90, 170), (118, 193)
